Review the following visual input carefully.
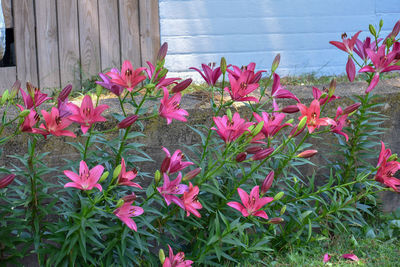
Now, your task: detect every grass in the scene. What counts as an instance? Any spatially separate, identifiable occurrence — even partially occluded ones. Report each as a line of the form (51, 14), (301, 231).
(271, 236), (400, 266)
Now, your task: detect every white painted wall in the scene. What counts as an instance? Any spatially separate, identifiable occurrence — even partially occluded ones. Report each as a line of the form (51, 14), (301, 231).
(159, 0), (400, 80)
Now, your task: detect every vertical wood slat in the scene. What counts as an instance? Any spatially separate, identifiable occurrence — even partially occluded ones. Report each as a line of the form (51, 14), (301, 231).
(119, 0), (141, 69)
(35, 0), (60, 91)
(0, 66), (16, 93)
(139, 0), (160, 67)
(98, 0), (120, 71)
(57, 0), (80, 90)
(78, 0), (101, 81)
(2, 0), (13, 28)
(13, 0), (38, 86)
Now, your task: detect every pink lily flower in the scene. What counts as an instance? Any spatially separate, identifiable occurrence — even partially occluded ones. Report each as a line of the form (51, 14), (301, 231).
(359, 44), (400, 93)
(113, 201), (144, 231)
(117, 158), (142, 189)
(96, 69), (125, 96)
(384, 19), (400, 44)
(297, 99), (336, 133)
(157, 173), (189, 209)
(331, 106), (349, 141)
(346, 56), (356, 82)
(329, 31), (361, 54)
(68, 95), (109, 134)
(354, 37), (380, 61)
(20, 109), (40, 133)
(374, 141), (400, 192)
(227, 62), (265, 84)
(190, 63), (222, 86)
(145, 61), (180, 89)
(312, 86), (339, 106)
(163, 245), (193, 267)
(253, 111), (292, 138)
(182, 182), (202, 218)
(227, 185), (273, 219)
(37, 107), (76, 138)
(342, 253), (359, 261)
(271, 73), (300, 102)
(159, 87), (189, 125)
(211, 112), (253, 143)
(0, 174), (16, 188)
(323, 253), (331, 263)
(107, 60), (146, 92)
(161, 147), (194, 174)
(17, 83), (52, 110)
(64, 160), (104, 191)
(224, 71), (259, 102)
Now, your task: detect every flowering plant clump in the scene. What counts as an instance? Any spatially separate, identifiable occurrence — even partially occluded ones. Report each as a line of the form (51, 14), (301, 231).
(0, 20), (400, 265)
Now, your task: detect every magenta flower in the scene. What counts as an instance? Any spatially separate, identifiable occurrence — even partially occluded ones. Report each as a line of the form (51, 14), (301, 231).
(117, 115), (138, 129)
(271, 73), (300, 102)
(354, 37), (379, 61)
(227, 185), (273, 219)
(161, 147), (194, 174)
(163, 245), (193, 267)
(20, 109), (40, 133)
(157, 173), (189, 209)
(117, 158), (142, 188)
(211, 112), (253, 143)
(297, 99), (336, 133)
(312, 86), (339, 106)
(323, 253), (331, 263)
(227, 62), (265, 84)
(261, 171), (274, 195)
(145, 61), (180, 89)
(64, 161), (104, 191)
(182, 182), (202, 218)
(159, 87), (188, 124)
(190, 63), (222, 86)
(17, 83), (52, 110)
(107, 60), (146, 92)
(331, 106), (349, 141)
(68, 95), (109, 134)
(37, 107), (76, 138)
(342, 253), (359, 261)
(224, 71), (259, 102)
(346, 56), (356, 82)
(97, 69), (125, 96)
(253, 111), (292, 138)
(374, 141), (400, 192)
(329, 31), (361, 54)
(113, 201), (144, 231)
(359, 45), (400, 93)
(0, 174), (16, 188)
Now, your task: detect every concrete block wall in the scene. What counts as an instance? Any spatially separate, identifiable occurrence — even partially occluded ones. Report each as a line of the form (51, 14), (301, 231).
(159, 0), (400, 80)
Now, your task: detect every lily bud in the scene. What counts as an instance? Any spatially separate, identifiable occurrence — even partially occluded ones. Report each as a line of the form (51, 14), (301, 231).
(289, 123), (306, 138)
(369, 24), (377, 37)
(158, 68), (168, 80)
(226, 109), (232, 121)
(343, 103), (361, 114)
(391, 20), (400, 39)
(118, 115), (138, 129)
(99, 171), (109, 183)
(236, 152), (247, 162)
(246, 146), (263, 154)
(0, 174), (16, 188)
(261, 171), (274, 194)
(388, 153), (398, 162)
(251, 121), (264, 136)
(19, 109), (31, 118)
(154, 170), (161, 185)
(183, 168), (201, 181)
(160, 157), (170, 173)
(285, 118), (294, 125)
(251, 147), (274, 161)
(220, 57), (227, 75)
(280, 205), (287, 215)
(380, 19), (384, 29)
(10, 80), (21, 99)
(171, 78), (192, 93)
(159, 249), (166, 264)
(113, 164), (122, 179)
(271, 53), (281, 72)
(96, 84), (103, 97)
(298, 116), (308, 131)
(122, 193), (137, 202)
(1, 90), (9, 104)
(297, 149), (318, 158)
(274, 191), (284, 201)
(268, 217), (284, 224)
(328, 79), (336, 97)
(59, 84), (72, 102)
(157, 42), (168, 62)
(281, 105), (299, 114)
(116, 199), (124, 208)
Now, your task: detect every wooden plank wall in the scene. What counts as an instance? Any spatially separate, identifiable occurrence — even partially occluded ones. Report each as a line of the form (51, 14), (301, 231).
(0, 0), (160, 93)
